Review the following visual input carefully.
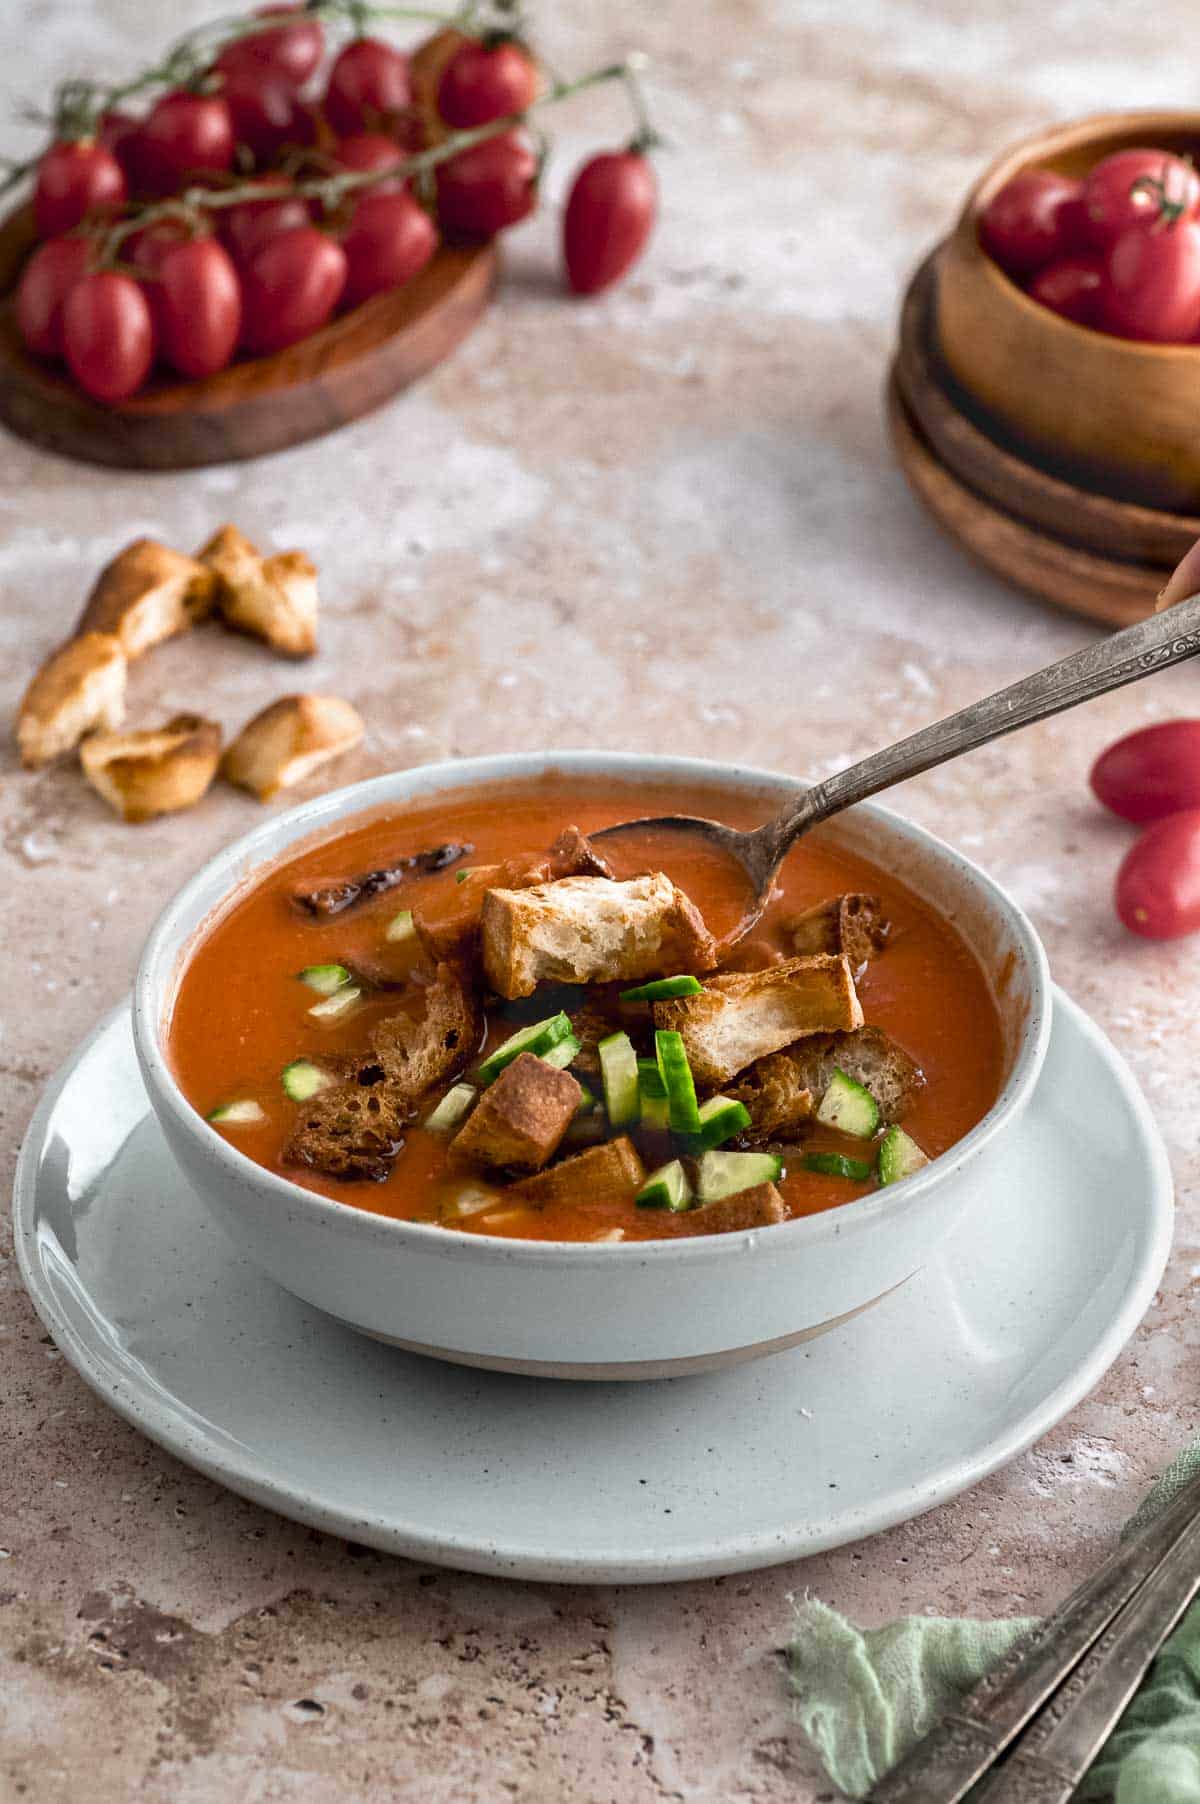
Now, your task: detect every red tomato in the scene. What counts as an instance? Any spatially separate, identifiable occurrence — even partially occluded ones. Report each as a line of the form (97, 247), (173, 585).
(221, 68), (310, 164)
(97, 109), (143, 179)
(1091, 721), (1200, 822)
(34, 139), (126, 238)
(154, 237), (241, 379)
(15, 235), (92, 357)
(126, 217), (192, 338)
(62, 271), (155, 402)
(324, 38), (411, 136)
(978, 170), (1083, 275)
(240, 225), (347, 353)
(341, 190), (437, 306)
(214, 3), (324, 89)
(219, 180), (310, 267)
(437, 39), (538, 126)
(1082, 148), (1200, 250)
(335, 132), (407, 190)
(563, 149), (657, 294)
(138, 91), (235, 195)
(436, 130), (537, 238)
(1116, 810), (1200, 938)
(1028, 253), (1105, 326)
(1102, 219), (1200, 342)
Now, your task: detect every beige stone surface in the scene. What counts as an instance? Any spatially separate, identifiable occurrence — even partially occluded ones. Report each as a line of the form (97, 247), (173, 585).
(2, 1), (1199, 1798)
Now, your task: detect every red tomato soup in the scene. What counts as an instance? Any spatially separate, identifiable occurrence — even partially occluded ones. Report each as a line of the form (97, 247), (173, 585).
(167, 776), (1005, 1242)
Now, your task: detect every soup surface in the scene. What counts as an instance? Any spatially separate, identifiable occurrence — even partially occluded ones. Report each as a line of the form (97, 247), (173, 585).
(169, 774), (1005, 1241)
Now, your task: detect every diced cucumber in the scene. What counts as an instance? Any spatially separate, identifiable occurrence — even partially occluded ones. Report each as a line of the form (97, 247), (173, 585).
(619, 974), (704, 1002)
(878, 1126), (930, 1186)
(299, 962), (352, 996)
(636, 1057), (667, 1097)
(385, 909), (416, 944)
(638, 1058), (670, 1131)
(454, 868), (476, 885)
(281, 1059), (332, 1103)
(696, 1149), (783, 1202)
(476, 1011), (573, 1085)
(655, 1029), (701, 1135)
(574, 1080), (599, 1114)
(690, 1094), (752, 1151)
(207, 1099), (267, 1125)
(803, 1151), (873, 1182)
(424, 1082), (477, 1134)
(636, 1159), (694, 1211)
(598, 1031), (641, 1128)
(540, 1032), (583, 1071)
(308, 983), (363, 1020)
(815, 1068), (880, 1139)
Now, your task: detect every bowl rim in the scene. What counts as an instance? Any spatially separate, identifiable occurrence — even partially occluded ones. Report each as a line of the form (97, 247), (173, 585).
(132, 749), (1052, 1267)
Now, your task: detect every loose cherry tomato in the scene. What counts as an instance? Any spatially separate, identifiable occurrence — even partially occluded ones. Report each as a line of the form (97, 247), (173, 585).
(154, 237), (241, 379)
(1082, 148), (1200, 251)
(240, 225), (347, 353)
(341, 190), (437, 306)
(214, 3), (324, 89)
(437, 38), (538, 127)
(1102, 219), (1200, 342)
(221, 68), (309, 164)
(563, 149), (656, 294)
(15, 235), (92, 357)
(138, 91), (235, 195)
(1028, 253), (1105, 326)
(34, 139), (126, 238)
(436, 129), (537, 238)
(1116, 809), (1200, 938)
(1091, 721), (1200, 822)
(335, 132), (407, 190)
(324, 38), (411, 137)
(219, 178), (310, 267)
(62, 271), (155, 402)
(978, 169), (1084, 275)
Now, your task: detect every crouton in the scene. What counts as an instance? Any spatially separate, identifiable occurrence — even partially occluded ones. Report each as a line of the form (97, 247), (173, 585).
(772, 1025), (924, 1124)
(481, 872), (718, 1000)
(421, 827), (614, 966)
(15, 632), (127, 768)
(222, 694), (364, 801)
(728, 1054), (814, 1142)
(79, 713), (222, 823)
(512, 1136), (646, 1207)
(75, 537), (215, 659)
(653, 955), (863, 1087)
(200, 524), (319, 658)
(451, 1052), (581, 1172)
(785, 893), (891, 973)
(680, 1182), (787, 1236)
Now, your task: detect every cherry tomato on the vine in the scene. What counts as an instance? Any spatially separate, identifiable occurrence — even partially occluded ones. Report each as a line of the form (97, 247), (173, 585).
(155, 237), (242, 379)
(219, 178), (310, 267)
(15, 235), (92, 357)
(62, 271), (155, 402)
(978, 169), (1084, 275)
(214, 3), (324, 90)
(34, 139), (126, 238)
(324, 38), (411, 137)
(240, 225), (347, 354)
(97, 110), (144, 182)
(341, 190), (437, 307)
(1116, 809), (1200, 939)
(563, 149), (657, 294)
(1028, 253), (1105, 326)
(1091, 721), (1200, 823)
(126, 217), (192, 338)
(437, 38), (538, 127)
(138, 90), (235, 195)
(335, 132), (407, 191)
(1102, 219), (1200, 342)
(221, 68), (311, 164)
(1082, 148), (1200, 251)
(436, 129), (537, 238)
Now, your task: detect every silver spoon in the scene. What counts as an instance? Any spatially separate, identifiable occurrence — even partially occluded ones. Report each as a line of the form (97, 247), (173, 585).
(594, 590), (1200, 942)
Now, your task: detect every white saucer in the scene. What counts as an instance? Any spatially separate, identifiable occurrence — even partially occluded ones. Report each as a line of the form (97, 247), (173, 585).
(13, 990), (1172, 1584)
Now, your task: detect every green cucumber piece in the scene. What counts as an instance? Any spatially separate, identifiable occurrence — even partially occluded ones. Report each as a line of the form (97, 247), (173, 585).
(619, 974), (704, 1002)
(299, 962), (352, 996)
(803, 1151), (873, 1182)
(476, 1012), (573, 1085)
(424, 1082), (477, 1134)
(385, 909), (416, 944)
(281, 1059), (332, 1103)
(691, 1094), (752, 1151)
(574, 1080), (599, 1115)
(540, 1032), (583, 1071)
(454, 868), (476, 885)
(598, 1031), (641, 1128)
(636, 1057), (667, 1097)
(207, 1099), (267, 1125)
(636, 1159), (694, 1211)
(815, 1068), (880, 1139)
(308, 983), (363, 1020)
(696, 1149), (783, 1202)
(655, 1029), (701, 1135)
(878, 1126), (930, 1186)
(638, 1058), (670, 1131)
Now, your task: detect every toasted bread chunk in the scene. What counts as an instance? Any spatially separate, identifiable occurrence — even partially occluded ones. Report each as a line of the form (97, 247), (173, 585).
(775, 1025), (924, 1124)
(512, 1136), (645, 1208)
(481, 872), (718, 1000)
(653, 955), (863, 1087)
(785, 893), (891, 973)
(728, 1055), (814, 1142)
(15, 632), (127, 768)
(76, 538), (215, 659)
(422, 827), (614, 966)
(222, 694), (364, 801)
(681, 1182), (787, 1236)
(200, 524), (318, 658)
(452, 1052), (581, 1172)
(79, 713), (221, 823)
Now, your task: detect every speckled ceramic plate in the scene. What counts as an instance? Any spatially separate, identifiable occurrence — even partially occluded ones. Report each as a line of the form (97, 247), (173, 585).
(13, 989), (1172, 1583)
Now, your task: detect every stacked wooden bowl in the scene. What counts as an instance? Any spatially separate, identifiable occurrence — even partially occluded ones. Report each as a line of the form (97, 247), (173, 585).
(890, 111), (1200, 627)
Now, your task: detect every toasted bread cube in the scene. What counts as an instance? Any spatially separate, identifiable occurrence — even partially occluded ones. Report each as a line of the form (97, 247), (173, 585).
(481, 872), (718, 1000)
(728, 1055), (814, 1142)
(653, 955), (863, 1086)
(451, 1052), (582, 1172)
(222, 694), (364, 801)
(75, 538), (215, 659)
(776, 1026), (923, 1124)
(681, 1182), (787, 1236)
(200, 524), (318, 658)
(80, 713), (222, 823)
(512, 1136), (646, 1207)
(785, 893), (891, 973)
(15, 632), (127, 768)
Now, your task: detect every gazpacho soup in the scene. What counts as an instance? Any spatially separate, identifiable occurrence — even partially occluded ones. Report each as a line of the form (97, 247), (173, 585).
(168, 775), (1005, 1243)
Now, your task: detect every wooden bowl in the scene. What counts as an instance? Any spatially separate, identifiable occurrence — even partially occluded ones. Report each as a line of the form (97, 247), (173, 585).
(938, 110), (1200, 512)
(0, 203), (497, 471)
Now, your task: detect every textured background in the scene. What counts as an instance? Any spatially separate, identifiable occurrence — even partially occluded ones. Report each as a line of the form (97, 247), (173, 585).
(2, 2), (1199, 1798)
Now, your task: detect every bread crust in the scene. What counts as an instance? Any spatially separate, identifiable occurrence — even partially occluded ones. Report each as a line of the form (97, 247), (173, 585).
(76, 538), (215, 659)
(512, 1136), (646, 1207)
(450, 1052), (581, 1172)
(222, 694), (364, 801)
(785, 893), (891, 973)
(200, 524), (319, 659)
(653, 954), (863, 1086)
(680, 1181), (787, 1235)
(15, 632), (127, 768)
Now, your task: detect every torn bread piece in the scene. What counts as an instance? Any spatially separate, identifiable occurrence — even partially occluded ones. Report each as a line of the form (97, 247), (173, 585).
(80, 713), (222, 823)
(772, 1025), (923, 1124)
(451, 1052), (581, 1173)
(75, 538), (215, 659)
(727, 1054), (814, 1143)
(785, 893), (891, 973)
(512, 1136), (645, 1208)
(15, 632), (127, 768)
(200, 524), (318, 659)
(222, 695), (364, 802)
(481, 872), (719, 1000)
(653, 954), (863, 1087)
(680, 1181), (787, 1236)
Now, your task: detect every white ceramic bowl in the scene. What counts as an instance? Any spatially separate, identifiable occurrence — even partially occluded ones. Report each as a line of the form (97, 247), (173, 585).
(133, 751), (1051, 1380)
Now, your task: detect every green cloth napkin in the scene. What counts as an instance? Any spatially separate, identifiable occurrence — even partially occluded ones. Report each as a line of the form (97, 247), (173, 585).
(787, 1445), (1200, 1802)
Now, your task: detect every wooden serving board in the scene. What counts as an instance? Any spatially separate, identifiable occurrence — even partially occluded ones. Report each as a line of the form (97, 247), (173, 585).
(0, 203), (497, 470)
